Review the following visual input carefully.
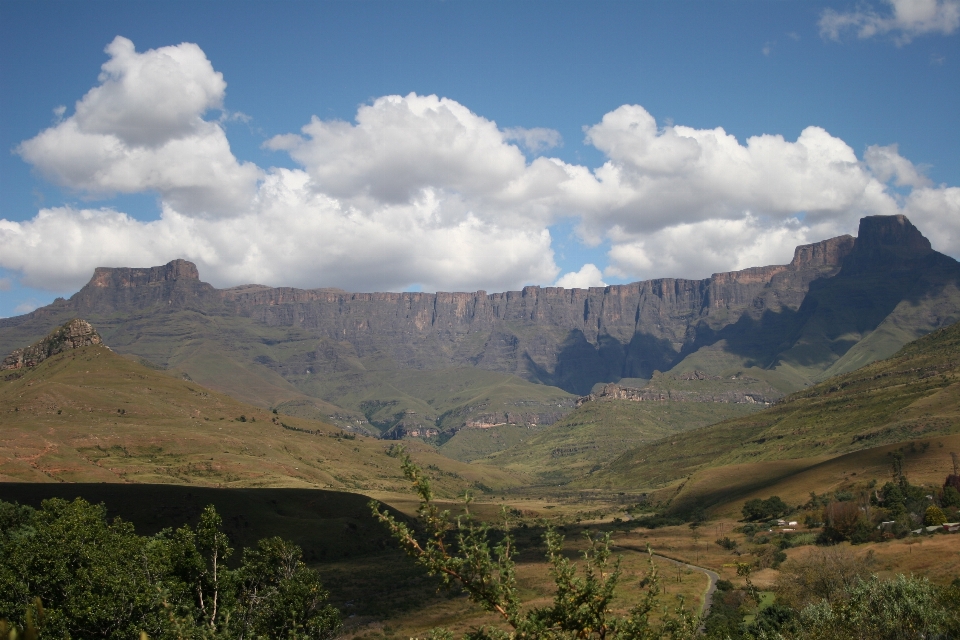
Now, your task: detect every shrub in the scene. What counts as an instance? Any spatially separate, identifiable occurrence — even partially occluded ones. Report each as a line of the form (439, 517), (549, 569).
(924, 504), (947, 526)
(775, 546), (875, 610)
(792, 575), (950, 640)
(715, 536), (737, 550)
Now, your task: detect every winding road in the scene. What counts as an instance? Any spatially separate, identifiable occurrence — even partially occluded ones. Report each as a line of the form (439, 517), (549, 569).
(651, 553), (720, 629)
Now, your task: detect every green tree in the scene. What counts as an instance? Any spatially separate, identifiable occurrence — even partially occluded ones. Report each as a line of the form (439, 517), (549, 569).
(371, 450), (699, 639)
(0, 498), (340, 640)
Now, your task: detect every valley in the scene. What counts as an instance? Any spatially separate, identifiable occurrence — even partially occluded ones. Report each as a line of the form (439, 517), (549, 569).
(2, 213), (960, 637)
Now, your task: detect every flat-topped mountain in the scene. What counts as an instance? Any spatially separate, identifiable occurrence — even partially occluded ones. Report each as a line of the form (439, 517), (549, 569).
(1, 214), (957, 437)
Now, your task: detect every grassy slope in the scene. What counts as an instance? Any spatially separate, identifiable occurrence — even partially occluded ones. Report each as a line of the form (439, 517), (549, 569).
(291, 354), (576, 435)
(481, 400), (761, 485)
(440, 424), (544, 462)
(587, 320), (960, 499)
(0, 345), (524, 496)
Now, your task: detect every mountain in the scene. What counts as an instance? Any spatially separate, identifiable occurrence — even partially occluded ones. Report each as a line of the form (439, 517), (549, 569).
(1, 214), (957, 438)
(0, 325), (522, 495)
(581, 317), (960, 512)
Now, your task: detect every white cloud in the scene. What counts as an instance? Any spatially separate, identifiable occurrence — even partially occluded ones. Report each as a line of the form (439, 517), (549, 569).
(820, 0), (960, 44)
(16, 36), (261, 217)
(555, 264), (607, 289)
(503, 127), (563, 154)
(13, 300), (40, 315)
(3, 37), (958, 297)
(0, 278), (11, 292)
(864, 144), (932, 188)
(901, 185), (960, 256)
(576, 105), (898, 238)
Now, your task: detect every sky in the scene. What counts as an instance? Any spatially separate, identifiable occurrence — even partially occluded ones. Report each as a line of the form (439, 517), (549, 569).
(1, 0), (958, 318)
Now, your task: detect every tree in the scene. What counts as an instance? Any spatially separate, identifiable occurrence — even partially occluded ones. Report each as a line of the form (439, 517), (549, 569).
(741, 496), (790, 521)
(371, 450), (699, 639)
(774, 546), (874, 611)
(0, 498), (341, 639)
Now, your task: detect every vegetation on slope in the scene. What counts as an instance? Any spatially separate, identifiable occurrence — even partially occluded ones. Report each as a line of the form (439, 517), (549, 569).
(0, 344), (522, 495)
(588, 320), (960, 495)
(0, 498), (341, 639)
(482, 399), (761, 485)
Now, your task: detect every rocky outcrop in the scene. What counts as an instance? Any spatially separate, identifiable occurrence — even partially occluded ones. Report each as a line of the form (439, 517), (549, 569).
(1, 319), (102, 370)
(576, 381), (775, 407)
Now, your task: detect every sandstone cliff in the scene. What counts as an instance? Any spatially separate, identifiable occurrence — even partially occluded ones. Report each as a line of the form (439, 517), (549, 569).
(1, 215), (956, 405)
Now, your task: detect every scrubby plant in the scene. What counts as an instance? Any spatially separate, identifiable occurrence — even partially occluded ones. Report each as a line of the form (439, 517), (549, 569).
(371, 449), (700, 639)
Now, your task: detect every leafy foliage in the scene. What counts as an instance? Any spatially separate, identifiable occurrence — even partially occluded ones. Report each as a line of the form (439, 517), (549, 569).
(0, 498), (340, 639)
(741, 496), (790, 522)
(371, 449), (700, 639)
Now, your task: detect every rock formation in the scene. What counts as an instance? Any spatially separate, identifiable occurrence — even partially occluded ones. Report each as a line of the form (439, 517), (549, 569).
(1, 319), (102, 370)
(1, 215), (957, 401)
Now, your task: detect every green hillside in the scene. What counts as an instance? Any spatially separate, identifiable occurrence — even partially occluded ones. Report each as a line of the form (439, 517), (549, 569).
(480, 398), (761, 484)
(587, 319), (960, 495)
(0, 342), (523, 496)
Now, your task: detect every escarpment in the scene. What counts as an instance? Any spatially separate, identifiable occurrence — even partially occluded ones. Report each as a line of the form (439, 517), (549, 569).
(1, 215), (957, 399)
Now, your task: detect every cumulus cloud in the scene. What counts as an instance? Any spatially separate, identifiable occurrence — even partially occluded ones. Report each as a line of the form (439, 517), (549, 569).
(503, 127), (563, 154)
(574, 105), (899, 254)
(820, 0), (960, 44)
(3, 37), (958, 296)
(16, 36), (261, 217)
(555, 264), (607, 289)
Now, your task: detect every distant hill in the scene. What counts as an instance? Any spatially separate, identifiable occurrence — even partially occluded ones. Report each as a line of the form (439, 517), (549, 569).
(1, 214), (957, 441)
(0, 331), (523, 496)
(582, 318), (960, 511)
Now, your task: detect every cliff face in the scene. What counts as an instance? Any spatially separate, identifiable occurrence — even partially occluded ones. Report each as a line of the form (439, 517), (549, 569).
(1, 215), (955, 399)
(215, 233), (854, 392)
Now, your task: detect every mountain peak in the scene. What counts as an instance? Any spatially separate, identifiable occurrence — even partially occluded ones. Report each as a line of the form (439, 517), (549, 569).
(90, 259), (200, 288)
(856, 214), (932, 254)
(841, 214), (937, 274)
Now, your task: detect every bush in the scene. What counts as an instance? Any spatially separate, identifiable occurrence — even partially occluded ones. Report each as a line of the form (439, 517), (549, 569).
(715, 536), (737, 550)
(924, 504), (947, 526)
(774, 546), (874, 610)
(742, 496), (790, 521)
(792, 575), (951, 640)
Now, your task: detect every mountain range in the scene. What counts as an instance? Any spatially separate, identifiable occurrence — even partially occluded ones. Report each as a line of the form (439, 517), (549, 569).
(2, 214), (958, 441)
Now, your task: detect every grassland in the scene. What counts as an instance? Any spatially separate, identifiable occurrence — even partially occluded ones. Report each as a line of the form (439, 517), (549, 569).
(0, 344), (524, 496)
(582, 320), (960, 511)
(481, 399), (762, 484)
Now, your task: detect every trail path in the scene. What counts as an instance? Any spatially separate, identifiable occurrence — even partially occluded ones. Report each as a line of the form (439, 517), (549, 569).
(651, 553), (720, 629)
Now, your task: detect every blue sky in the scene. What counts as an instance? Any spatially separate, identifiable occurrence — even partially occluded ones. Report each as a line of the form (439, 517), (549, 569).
(1, 0), (958, 317)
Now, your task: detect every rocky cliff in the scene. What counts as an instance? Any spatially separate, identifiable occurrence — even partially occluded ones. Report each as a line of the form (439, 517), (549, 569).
(1, 319), (102, 371)
(1, 215), (956, 401)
